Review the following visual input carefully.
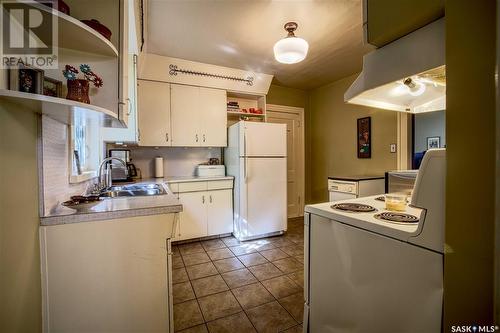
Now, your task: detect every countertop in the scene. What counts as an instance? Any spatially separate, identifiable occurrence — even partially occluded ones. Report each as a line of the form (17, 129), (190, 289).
(40, 182), (182, 226)
(162, 175), (234, 183)
(328, 175), (385, 181)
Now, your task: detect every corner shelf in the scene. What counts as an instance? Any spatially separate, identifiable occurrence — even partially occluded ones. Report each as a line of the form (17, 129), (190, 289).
(227, 111), (265, 118)
(0, 89), (124, 128)
(30, 2), (118, 57)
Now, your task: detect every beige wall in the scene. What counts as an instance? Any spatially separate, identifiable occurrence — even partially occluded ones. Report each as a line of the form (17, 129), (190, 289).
(366, 0), (444, 47)
(309, 74), (398, 203)
(444, 0), (496, 327)
(0, 104), (42, 332)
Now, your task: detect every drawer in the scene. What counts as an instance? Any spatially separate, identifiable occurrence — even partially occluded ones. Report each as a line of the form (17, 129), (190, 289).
(177, 181), (208, 193)
(167, 182), (179, 193)
(207, 179), (233, 190)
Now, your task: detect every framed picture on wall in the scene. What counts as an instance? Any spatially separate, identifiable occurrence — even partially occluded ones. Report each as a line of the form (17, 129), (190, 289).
(357, 117), (371, 158)
(427, 136), (441, 149)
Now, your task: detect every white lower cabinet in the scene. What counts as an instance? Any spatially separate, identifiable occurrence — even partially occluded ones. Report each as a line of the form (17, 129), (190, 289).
(178, 191), (209, 239)
(40, 214), (176, 333)
(173, 180), (234, 241)
(207, 189), (234, 235)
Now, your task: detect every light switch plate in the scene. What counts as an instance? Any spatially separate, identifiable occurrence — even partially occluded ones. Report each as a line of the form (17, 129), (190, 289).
(390, 144), (397, 153)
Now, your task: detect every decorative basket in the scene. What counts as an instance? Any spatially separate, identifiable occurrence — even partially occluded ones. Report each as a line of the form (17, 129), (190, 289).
(66, 79), (90, 104)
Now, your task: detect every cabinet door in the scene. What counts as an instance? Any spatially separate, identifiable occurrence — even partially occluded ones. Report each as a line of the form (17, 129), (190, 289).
(137, 80), (171, 146)
(118, 0), (132, 125)
(199, 87), (227, 147)
(178, 192), (208, 240)
(207, 189), (233, 236)
(171, 84), (200, 146)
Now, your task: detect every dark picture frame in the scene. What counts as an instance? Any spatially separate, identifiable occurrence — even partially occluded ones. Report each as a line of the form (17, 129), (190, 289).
(357, 117), (371, 158)
(43, 77), (63, 97)
(9, 64), (44, 94)
(427, 136), (441, 150)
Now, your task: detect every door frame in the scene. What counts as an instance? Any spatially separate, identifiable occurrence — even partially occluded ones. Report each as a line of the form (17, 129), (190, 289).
(266, 104), (305, 217)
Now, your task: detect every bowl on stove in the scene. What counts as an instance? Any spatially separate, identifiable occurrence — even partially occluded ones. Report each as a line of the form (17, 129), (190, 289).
(385, 193), (407, 212)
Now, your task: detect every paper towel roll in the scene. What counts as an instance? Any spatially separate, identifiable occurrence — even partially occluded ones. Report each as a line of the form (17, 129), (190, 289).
(154, 157), (164, 178)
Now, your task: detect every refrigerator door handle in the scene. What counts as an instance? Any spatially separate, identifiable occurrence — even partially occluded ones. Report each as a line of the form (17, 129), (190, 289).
(244, 130), (248, 182)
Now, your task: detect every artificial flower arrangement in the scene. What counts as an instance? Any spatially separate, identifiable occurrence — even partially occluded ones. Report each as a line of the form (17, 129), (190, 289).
(62, 64), (103, 103)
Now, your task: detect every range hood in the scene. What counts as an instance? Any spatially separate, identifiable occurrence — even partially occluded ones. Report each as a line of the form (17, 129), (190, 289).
(345, 18), (445, 113)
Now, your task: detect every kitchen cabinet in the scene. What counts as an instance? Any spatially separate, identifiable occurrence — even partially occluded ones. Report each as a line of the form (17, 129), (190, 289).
(199, 87), (228, 146)
(169, 179), (234, 241)
(170, 84), (227, 147)
(207, 189), (234, 235)
(39, 214), (176, 333)
(136, 82), (227, 147)
(137, 80), (171, 146)
(178, 191), (208, 239)
(170, 84), (199, 146)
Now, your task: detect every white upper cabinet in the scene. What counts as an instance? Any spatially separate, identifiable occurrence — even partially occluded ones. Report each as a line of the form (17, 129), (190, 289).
(170, 84), (200, 146)
(170, 84), (227, 147)
(137, 80), (171, 146)
(199, 87), (228, 146)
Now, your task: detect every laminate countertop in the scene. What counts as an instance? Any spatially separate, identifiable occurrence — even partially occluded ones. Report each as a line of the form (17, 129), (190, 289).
(40, 183), (182, 226)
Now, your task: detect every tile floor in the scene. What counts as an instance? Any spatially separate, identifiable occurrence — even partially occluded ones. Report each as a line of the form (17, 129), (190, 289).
(172, 217), (305, 333)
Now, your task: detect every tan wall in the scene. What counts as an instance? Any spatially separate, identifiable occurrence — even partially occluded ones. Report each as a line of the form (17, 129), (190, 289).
(309, 74), (397, 203)
(267, 84), (313, 204)
(366, 0), (444, 47)
(444, 0), (496, 327)
(0, 104), (42, 332)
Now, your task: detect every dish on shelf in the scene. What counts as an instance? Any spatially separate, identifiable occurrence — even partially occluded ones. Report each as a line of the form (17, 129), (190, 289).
(81, 19), (112, 41)
(62, 195), (102, 212)
(35, 0), (70, 15)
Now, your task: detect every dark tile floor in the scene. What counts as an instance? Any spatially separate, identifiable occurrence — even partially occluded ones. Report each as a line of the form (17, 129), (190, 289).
(172, 217), (305, 333)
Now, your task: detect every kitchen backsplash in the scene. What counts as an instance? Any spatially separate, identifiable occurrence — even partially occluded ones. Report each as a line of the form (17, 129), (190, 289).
(41, 116), (96, 216)
(121, 146), (222, 178)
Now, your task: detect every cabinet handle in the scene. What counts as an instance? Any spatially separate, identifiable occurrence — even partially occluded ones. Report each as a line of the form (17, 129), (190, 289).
(196, 134), (199, 142)
(126, 98), (132, 116)
(209, 195), (212, 203)
(203, 134), (206, 142)
(166, 133), (169, 142)
(202, 195), (205, 204)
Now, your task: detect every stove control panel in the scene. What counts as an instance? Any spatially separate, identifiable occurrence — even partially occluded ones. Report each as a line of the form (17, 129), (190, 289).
(328, 180), (358, 194)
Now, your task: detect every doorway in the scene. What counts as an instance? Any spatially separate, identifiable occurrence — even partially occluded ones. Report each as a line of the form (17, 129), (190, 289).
(266, 104), (305, 218)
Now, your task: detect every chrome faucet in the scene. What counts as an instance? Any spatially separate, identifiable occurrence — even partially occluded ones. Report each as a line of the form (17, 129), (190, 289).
(97, 157), (127, 191)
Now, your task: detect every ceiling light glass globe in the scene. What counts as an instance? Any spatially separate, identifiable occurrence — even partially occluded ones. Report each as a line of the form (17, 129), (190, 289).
(274, 37), (309, 64)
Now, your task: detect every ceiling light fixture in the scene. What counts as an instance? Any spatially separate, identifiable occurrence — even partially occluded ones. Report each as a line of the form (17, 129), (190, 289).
(273, 22), (309, 64)
(403, 78), (426, 96)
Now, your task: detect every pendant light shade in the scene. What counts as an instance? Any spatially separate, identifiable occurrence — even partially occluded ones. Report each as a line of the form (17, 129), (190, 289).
(274, 22), (309, 64)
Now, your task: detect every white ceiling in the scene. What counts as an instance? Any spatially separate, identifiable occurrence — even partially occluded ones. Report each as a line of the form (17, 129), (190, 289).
(146, 0), (373, 90)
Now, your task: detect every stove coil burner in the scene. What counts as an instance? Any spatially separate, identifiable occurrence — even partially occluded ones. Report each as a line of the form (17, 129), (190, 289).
(331, 203), (376, 213)
(374, 212), (419, 224)
(375, 196), (385, 202)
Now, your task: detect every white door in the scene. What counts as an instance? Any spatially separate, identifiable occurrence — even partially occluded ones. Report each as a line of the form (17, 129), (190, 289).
(243, 122), (287, 157)
(137, 80), (171, 146)
(199, 87), (227, 147)
(178, 191), (207, 240)
(207, 189), (233, 236)
(244, 157), (287, 237)
(171, 84), (200, 146)
(267, 109), (304, 217)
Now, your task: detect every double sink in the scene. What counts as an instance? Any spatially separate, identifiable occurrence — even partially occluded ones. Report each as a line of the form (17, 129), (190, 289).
(99, 183), (167, 198)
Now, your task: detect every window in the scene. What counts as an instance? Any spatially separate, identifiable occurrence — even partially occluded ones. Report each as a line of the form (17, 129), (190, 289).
(69, 108), (101, 183)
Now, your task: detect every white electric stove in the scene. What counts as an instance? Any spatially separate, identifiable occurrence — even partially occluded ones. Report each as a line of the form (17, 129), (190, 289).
(304, 149), (446, 333)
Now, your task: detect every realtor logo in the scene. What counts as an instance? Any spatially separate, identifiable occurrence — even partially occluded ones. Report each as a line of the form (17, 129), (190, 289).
(1, 0), (58, 69)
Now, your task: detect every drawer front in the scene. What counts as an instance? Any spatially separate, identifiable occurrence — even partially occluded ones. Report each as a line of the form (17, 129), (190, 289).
(167, 183), (179, 193)
(207, 180), (233, 190)
(177, 181), (208, 193)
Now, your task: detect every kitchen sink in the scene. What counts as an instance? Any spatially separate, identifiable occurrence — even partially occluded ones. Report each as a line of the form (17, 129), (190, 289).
(99, 183), (167, 198)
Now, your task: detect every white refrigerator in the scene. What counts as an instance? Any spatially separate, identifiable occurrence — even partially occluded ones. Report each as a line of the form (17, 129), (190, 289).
(225, 121), (287, 241)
